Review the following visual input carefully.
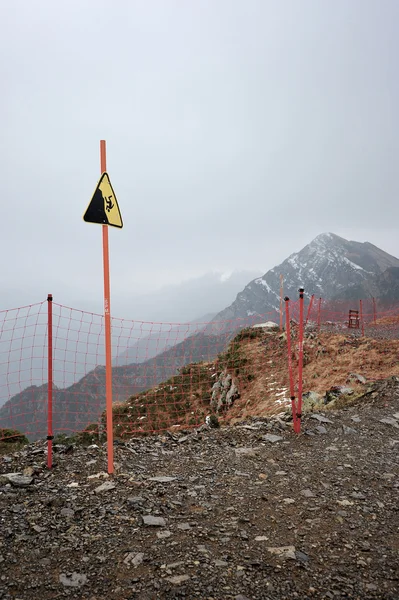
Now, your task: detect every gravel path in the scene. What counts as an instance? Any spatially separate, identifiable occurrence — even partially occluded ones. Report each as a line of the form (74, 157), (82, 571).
(1, 380), (398, 600)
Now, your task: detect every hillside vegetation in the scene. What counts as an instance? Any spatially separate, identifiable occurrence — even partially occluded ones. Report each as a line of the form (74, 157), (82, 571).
(81, 323), (399, 440)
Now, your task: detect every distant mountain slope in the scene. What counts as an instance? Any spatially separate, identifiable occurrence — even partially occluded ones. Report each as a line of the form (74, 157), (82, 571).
(0, 331), (230, 441)
(210, 233), (399, 328)
(334, 267), (399, 304)
(113, 313), (216, 367)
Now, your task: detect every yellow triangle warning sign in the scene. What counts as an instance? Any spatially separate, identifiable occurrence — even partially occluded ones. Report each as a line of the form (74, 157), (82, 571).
(83, 172), (123, 228)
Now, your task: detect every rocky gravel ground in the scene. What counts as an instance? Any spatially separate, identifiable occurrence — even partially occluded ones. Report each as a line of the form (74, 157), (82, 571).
(1, 379), (399, 600)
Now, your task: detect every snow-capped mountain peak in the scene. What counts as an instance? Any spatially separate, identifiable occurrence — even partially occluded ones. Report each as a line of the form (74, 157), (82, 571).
(210, 233), (399, 327)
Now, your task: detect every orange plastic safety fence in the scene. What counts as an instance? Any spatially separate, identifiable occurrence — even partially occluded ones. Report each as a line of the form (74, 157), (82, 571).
(1, 296), (399, 444)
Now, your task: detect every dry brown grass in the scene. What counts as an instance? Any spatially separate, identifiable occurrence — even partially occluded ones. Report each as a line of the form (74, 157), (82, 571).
(220, 329), (399, 422)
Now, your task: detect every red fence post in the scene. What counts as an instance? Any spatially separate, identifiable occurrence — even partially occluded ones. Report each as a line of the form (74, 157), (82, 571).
(284, 297), (297, 430)
(373, 297), (377, 324)
(296, 288), (304, 433)
(47, 294), (53, 469)
(359, 299), (364, 336)
(317, 297), (322, 330)
(305, 294), (315, 325)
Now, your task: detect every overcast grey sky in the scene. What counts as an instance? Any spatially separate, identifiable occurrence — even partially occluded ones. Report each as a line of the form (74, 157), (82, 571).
(2, 0), (398, 317)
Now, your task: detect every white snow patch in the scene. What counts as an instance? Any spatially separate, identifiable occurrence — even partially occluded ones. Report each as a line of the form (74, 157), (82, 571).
(287, 255), (299, 268)
(252, 321), (279, 330)
(255, 278), (272, 292)
(342, 257), (364, 271)
(275, 397), (291, 405)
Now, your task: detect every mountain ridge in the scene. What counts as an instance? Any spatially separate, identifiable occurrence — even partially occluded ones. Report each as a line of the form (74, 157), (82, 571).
(210, 232), (399, 329)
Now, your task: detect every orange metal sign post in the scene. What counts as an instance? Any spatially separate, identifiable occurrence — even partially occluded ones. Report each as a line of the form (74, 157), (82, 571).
(100, 141), (114, 474)
(83, 140), (123, 474)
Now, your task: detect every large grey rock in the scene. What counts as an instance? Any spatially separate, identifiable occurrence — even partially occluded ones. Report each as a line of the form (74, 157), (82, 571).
(225, 381), (239, 408)
(148, 476), (177, 483)
(210, 369), (240, 412)
(0, 473), (33, 487)
(223, 373), (232, 389)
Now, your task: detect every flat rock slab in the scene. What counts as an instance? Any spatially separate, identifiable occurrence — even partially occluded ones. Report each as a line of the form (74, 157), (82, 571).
(59, 572), (87, 588)
(166, 575), (190, 585)
(127, 496), (144, 505)
(300, 489), (315, 498)
(263, 434), (284, 443)
(123, 552), (144, 567)
(94, 481), (116, 493)
(342, 425), (357, 434)
(295, 550), (310, 563)
(157, 530), (172, 539)
(214, 559), (228, 567)
(267, 545), (296, 559)
(379, 418), (399, 429)
(235, 447), (258, 457)
(310, 414), (333, 424)
(315, 425), (328, 434)
(148, 476), (177, 483)
(142, 515), (167, 527)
